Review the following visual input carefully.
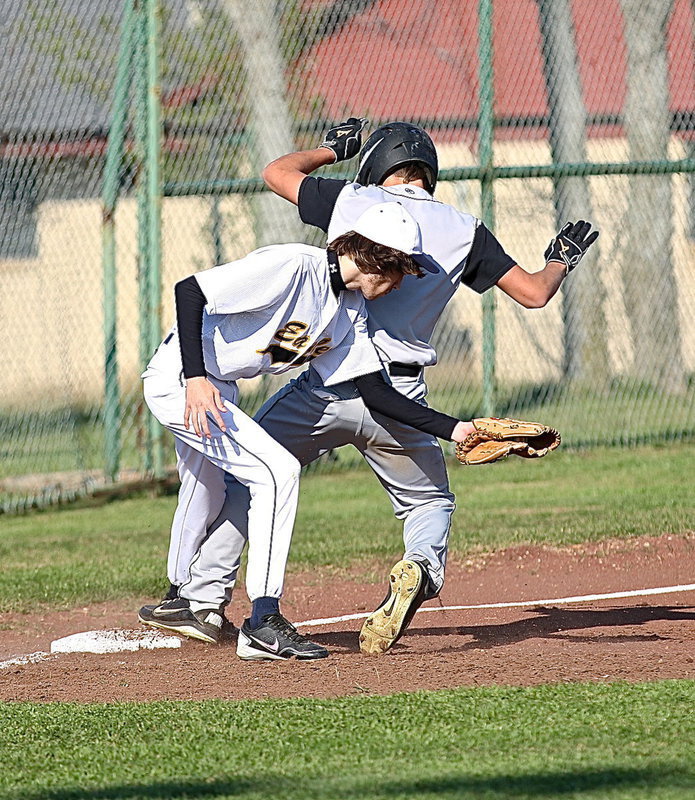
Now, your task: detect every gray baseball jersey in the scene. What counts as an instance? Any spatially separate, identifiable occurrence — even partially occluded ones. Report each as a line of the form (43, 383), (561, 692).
(300, 179), (515, 366)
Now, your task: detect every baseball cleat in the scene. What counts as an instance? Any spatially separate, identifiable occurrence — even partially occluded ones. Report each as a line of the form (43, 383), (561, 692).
(138, 597), (228, 644)
(236, 613), (329, 661)
(359, 559), (427, 655)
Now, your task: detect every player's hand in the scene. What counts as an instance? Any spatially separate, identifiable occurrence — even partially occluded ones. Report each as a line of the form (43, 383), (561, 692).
(451, 421), (476, 442)
(544, 220), (599, 274)
(319, 117), (368, 163)
(184, 377), (227, 438)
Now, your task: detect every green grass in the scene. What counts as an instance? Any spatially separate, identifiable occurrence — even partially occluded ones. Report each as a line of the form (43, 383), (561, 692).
(2, 444), (694, 800)
(2, 381), (693, 502)
(1, 682), (694, 799)
(424, 375), (695, 447)
(0, 387), (271, 483)
(1, 443), (693, 612)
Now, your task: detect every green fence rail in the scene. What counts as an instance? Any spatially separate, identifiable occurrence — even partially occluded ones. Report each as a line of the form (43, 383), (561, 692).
(1, 0), (694, 512)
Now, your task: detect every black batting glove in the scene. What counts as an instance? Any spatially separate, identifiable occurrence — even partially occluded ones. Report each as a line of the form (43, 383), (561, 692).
(544, 220), (599, 274)
(319, 117), (368, 163)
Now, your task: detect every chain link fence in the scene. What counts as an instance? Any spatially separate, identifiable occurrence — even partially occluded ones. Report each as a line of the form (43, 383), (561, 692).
(1, 0), (694, 511)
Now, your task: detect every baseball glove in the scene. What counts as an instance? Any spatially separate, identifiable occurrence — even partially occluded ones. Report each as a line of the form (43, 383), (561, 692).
(455, 417), (561, 465)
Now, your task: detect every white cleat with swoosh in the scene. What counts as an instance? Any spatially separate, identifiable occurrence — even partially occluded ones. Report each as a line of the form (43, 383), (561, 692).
(236, 613), (329, 661)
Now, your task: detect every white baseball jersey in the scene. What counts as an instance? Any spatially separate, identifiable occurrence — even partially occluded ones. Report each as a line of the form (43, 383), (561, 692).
(142, 242), (382, 607)
(143, 242), (381, 386)
(299, 180), (515, 366)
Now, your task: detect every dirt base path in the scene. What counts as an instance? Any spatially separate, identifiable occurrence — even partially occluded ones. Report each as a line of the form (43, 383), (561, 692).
(1, 533), (693, 702)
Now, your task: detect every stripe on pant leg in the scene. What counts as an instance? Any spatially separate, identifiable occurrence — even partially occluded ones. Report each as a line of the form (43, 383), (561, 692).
(217, 426), (279, 598)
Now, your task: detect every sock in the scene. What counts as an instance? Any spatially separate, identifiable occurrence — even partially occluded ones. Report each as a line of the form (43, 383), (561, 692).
(250, 596), (280, 628)
(164, 582), (179, 601)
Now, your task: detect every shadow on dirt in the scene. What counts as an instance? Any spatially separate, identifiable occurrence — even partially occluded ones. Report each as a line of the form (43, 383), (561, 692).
(410, 604), (695, 651)
(307, 604), (695, 654)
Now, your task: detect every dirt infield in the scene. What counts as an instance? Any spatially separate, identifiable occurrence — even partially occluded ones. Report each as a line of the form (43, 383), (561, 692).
(1, 533), (693, 702)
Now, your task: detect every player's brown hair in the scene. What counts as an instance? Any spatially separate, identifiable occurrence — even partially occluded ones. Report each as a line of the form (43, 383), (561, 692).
(328, 232), (424, 278)
(384, 162), (434, 193)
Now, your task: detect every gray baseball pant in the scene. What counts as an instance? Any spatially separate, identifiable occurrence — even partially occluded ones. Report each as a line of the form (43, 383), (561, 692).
(180, 366), (455, 608)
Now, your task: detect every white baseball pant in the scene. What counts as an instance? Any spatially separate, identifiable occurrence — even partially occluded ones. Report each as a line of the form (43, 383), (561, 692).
(143, 368), (300, 606)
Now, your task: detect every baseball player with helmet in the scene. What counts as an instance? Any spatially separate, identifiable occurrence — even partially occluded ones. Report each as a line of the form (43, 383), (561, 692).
(145, 118), (597, 657)
(139, 200), (490, 660)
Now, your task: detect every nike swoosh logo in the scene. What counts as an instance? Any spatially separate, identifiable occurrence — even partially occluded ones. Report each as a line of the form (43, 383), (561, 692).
(251, 632), (280, 652)
(382, 595), (397, 618)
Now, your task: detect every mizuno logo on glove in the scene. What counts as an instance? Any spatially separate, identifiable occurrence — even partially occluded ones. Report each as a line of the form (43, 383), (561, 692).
(544, 219), (599, 274)
(319, 117), (368, 163)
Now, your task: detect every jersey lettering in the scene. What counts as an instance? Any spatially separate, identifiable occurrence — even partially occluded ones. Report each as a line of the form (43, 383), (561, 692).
(274, 321), (308, 342)
(257, 323), (332, 366)
(257, 342), (305, 365)
(308, 338), (332, 358)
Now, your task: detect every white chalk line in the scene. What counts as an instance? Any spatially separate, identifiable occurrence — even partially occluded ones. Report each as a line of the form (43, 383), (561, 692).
(294, 583), (695, 628)
(0, 651), (55, 670)
(1, 583), (693, 668)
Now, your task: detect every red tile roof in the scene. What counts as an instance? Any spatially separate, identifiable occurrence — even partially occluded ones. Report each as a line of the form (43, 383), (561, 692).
(295, 0), (695, 139)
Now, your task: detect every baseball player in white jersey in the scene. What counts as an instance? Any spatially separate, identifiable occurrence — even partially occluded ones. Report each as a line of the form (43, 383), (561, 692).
(139, 199), (483, 660)
(164, 118), (599, 656)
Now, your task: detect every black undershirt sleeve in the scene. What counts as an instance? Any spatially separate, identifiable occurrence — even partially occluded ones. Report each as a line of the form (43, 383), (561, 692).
(353, 371), (459, 441)
(174, 275), (208, 379)
(461, 222), (516, 294)
(297, 176), (349, 232)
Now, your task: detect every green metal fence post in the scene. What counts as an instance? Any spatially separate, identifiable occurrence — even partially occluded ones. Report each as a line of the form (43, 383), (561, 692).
(478, 0), (496, 417)
(134, 0), (152, 473)
(101, 0), (136, 483)
(211, 196), (224, 265)
(146, 0), (164, 479)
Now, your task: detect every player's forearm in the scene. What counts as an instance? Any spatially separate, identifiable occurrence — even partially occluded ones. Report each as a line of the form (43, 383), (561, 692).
(523, 260), (566, 307)
(497, 261), (566, 309)
(354, 371), (474, 441)
(174, 276), (207, 378)
(498, 220), (599, 308)
(262, 149), (336, 204)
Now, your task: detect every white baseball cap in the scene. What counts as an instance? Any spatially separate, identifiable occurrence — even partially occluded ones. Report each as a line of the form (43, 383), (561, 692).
(351, 201), (423, 256)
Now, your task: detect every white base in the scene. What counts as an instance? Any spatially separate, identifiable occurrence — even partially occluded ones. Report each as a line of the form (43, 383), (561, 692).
(50, 629), (182, 654)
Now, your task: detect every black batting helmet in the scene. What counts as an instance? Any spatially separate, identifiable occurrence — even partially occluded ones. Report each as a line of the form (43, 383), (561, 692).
(355, 122), (439, 193)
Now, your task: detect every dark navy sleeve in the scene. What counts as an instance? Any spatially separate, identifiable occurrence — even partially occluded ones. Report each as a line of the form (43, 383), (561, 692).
(297, 176), (349, 232)
(462, 222), (516, 294)
(175, 275), (208, 379)
(354, 371), (459, 440)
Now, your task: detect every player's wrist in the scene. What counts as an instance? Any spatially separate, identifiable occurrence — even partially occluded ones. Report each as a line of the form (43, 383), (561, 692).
(545, 258), (568, 275)
(451, 420), (475, 442)
(317, 145), (338, 164)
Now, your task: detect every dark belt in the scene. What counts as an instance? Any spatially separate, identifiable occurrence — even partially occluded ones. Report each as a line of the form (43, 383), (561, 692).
(388, 362), (423, 378)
